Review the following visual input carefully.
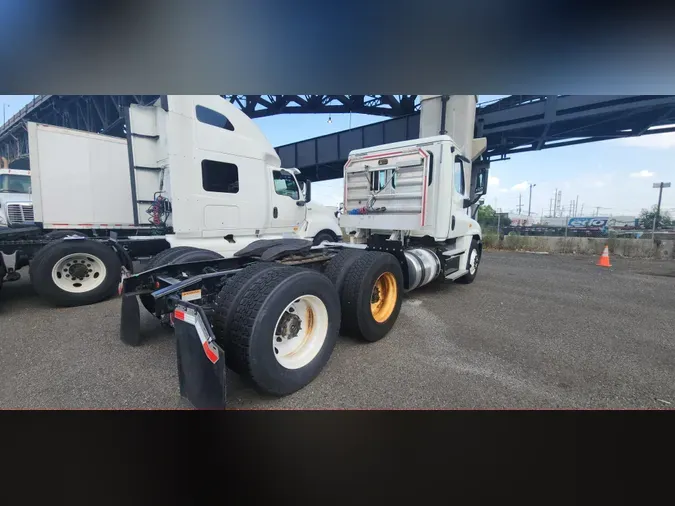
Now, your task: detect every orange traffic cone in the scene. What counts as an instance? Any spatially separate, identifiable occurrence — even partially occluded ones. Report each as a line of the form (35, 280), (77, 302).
(597, 245), (612, 268)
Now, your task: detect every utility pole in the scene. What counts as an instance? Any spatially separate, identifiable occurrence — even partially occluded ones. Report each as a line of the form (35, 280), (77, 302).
(2, 103), (9, 125)
(497, 208), (502, 237)
(575, 195), (579, 217)
(517, 194), (523, 214)
(553, 189), (558, 217)
(651, 182), (672, 243)
(528, 183), (536, 216)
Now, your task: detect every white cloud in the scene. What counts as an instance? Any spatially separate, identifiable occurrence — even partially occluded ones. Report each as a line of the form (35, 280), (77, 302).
(629, 170), (655, 178)
(511, 181), (529, 191)
(618, 132), (675, 149)
(488, 176), (500, 187)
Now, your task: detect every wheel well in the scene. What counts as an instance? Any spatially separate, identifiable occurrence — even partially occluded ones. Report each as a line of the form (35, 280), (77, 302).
(473, 234), (482, 254)
(316, 229), (338, 239)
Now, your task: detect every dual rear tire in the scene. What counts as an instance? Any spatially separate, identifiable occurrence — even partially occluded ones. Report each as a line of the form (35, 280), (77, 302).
(324, 250), (404, 342)
(213, 263), (341, 396)
(212, 250), (404, 396)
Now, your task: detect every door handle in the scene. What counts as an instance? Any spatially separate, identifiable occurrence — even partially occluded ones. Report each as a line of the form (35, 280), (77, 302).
(273, 207), (278, 218)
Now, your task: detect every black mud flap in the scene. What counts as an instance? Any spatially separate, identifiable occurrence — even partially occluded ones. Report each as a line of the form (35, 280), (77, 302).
(174, 301), (227, 409)
(120, 294), (143, 346)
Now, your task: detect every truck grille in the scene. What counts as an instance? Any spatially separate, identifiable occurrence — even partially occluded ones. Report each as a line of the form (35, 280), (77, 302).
(6, 204), (34, 224)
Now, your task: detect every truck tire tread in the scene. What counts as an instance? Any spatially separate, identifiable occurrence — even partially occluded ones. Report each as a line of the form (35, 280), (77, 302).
(323, 249), (364, 321)
(212, 261), (286, 373)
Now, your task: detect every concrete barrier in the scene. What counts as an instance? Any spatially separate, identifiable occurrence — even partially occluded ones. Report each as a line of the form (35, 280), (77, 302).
(485, 235), (675, 260)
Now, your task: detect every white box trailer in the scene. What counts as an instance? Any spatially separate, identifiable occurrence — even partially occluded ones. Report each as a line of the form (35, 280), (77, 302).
(28, 123), (137, 229)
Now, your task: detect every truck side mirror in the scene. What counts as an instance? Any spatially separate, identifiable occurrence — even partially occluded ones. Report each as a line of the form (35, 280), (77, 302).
(302, 179), (312, 204)
(472, 165), (489, 198)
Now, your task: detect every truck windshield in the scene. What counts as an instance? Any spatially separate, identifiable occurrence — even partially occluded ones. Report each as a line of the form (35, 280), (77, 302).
(0, 175), (31, 193)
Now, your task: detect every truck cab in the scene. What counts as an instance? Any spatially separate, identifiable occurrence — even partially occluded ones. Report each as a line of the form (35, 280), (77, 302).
(0, 167), (34, 228)
(125, 95), (340, 255)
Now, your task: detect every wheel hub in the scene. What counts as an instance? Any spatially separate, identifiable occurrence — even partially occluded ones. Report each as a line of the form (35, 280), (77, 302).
(51, 253), (106, 294)
(273, 295), (329, 370)
(277, 312), (302, 340)
(370, 272), (398, 323)
(69, 262), (89, 280)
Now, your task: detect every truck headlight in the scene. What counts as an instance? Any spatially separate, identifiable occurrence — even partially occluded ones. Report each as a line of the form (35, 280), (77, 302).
(0, 212), (6, 226)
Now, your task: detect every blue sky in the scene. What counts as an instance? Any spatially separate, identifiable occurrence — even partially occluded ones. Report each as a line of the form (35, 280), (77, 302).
(2, 95), (674, 217)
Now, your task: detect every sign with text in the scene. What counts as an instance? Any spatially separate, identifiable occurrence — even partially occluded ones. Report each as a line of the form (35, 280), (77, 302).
(567, 217), (609, 230)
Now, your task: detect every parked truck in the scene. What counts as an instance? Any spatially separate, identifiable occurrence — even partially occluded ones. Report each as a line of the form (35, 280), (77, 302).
(118, 95), (490, 408)
(0, 106), (342, 304)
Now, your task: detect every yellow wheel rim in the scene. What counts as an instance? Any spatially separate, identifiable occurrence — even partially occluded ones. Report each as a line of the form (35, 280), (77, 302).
(370, 272), (398, 323)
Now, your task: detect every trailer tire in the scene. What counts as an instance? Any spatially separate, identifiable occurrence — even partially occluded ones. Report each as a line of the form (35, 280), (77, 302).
(139, 247), (221, 316)
(212, 261), (286, 373)
(31, 239), (122, 307)
(312, 230), (338, 246)
(456, 239), (480, 284)
(340, 251), (403, 342)
(227, 267), (341, 396)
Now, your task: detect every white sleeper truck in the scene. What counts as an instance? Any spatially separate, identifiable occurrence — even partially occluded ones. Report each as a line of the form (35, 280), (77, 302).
(0, 100), (342, 305)
(118, 95), (490, 408)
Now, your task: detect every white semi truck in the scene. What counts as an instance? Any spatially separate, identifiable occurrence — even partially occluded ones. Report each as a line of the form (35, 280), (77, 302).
(117, 95), (490, 408)
(0, 107), (342, 304)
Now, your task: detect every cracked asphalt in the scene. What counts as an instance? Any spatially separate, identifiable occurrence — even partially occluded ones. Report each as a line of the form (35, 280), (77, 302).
(1, 251), (674, 409)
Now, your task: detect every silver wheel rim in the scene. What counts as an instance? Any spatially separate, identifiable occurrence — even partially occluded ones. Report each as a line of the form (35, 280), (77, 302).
(469, 249), (479, 275)
(273, 295), (329, 370)
(51, 253), (107, 293)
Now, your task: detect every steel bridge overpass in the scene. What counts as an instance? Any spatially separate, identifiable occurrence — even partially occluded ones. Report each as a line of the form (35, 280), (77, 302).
(2, 95), (675, 180)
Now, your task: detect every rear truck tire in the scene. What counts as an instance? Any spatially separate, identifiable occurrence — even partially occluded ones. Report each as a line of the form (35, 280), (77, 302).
(212, 261), (287, 374)
(340, 251), (404, 342)
(456, 239), (481, 284)
(139, 247), (222, 316)
(312, 230), (338, 246)
(31, 239), (122, 307)
(323, 248), (364, 332)
(226, 266), (341, 396)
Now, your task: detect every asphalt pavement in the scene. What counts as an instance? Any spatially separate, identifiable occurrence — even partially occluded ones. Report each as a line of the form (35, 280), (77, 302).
(1, 251), (674, 409)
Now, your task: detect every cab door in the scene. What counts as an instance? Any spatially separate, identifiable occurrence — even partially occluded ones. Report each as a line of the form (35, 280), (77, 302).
(268, 169), (305, 232)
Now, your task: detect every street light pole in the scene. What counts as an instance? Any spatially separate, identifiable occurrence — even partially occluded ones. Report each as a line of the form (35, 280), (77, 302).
(528, 183), (536, 216)
(651, 182), (672, 244)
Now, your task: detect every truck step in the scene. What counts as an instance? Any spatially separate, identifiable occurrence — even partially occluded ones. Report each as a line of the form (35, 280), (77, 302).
(444, 268), (459, 279)
(441, 248), (465, 258)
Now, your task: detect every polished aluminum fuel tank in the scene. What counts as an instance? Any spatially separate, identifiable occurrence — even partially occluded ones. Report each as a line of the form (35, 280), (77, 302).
(404, 248), (442, 290)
